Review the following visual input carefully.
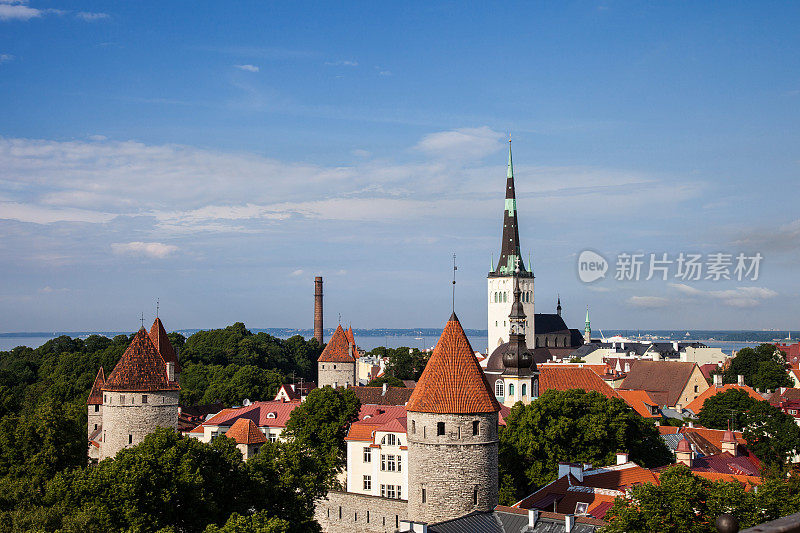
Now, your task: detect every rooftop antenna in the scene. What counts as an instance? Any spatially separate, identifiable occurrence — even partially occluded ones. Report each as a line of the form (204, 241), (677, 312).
(156, 298), (159, 319)
(452, 253), (457, 313)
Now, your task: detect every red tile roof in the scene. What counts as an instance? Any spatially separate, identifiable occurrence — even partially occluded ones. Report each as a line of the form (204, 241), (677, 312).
(103, 328), (180, 392)
(619, 361), (699, 407)
(685, 384), (763, 414)
(350, 386), (413, 406)
(540, 366), (621, 399)
(149, 318), (180, 373)
(317, 324), (356, 363)
(579, 464), (660, 491)
(617, 389), (659, 418)
(346, 405), (408, 441)
(406, 313), (500, 414)
(87, 367), (105, 405)
(346, 325), (355, 345)
(225, 418), (267, 445)
(201, 401), (301, 429)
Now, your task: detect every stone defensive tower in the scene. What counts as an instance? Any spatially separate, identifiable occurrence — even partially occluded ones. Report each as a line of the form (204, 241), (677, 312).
(87, 367), (104, 438)
(100, 327), (180, 460)
(314, 276), (324, 346)
(406, 313), (501, 524)
(317, 324), (356, 388)
(488, 141), (534, 350)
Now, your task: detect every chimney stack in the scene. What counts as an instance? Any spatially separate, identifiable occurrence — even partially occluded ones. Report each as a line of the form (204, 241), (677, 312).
(616, 452), (629, 465)
(314, 276), (324, 345)
(737, 374), (745, 386)
(713, 373), (722, 387)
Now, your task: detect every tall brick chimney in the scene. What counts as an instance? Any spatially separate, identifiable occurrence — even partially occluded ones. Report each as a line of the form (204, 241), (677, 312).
(314, 276), (323, 345)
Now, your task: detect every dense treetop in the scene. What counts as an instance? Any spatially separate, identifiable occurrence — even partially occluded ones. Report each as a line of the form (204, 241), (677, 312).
(720, 344), (792, 391)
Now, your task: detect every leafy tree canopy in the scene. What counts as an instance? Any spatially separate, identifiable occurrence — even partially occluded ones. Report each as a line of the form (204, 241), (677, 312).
(741, 400), (800, 469)
(723, 344), (791, 391)
(499, 389), (672, 505)
(698, 388), (759, 430)
(368, 346), (429, 381)
(366, 375), (406, 388)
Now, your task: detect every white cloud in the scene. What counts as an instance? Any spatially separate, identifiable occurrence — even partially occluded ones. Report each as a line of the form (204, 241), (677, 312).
(234, 64), (259, 72)
(325, 60), (358, 67)
(378, 70), (392, 77)
(628, 296), (670, 308)
(669, 283), (777, 308)
(111, 242), (178, 259)
(0, 201), (114, 224)
(351, 149), (371, 158)
(290, 269), (304, 276)
(0, 0), (40, 21)
(38, 286), (69, 294)
(88, 134), (107, 141)
(76, 11), (108, 21)
(0, 53), (13, 64)
(414, 126), (504, 160)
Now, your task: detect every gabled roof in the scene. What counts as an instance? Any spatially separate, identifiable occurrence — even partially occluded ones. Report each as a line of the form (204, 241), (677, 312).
(406, 313), (500, 414)
(103, 328), (180, 392)
(539, 366), (621, 400)
(685, 384), (763, 415)
(225, 418), (267, 445)
(619, 361), (698, 407)
(534, 313), (571, 335)
(617, 389), (660, 418)
(350, 386), (413, 406)
(87, 367), (105, 405)
(149, 317), (180, 373)
(200, 401), (301, 429)
(317, 324), (356, 363)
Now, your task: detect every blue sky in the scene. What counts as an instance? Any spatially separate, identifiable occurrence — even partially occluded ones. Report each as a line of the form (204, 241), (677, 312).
(1, 1), (799, 334)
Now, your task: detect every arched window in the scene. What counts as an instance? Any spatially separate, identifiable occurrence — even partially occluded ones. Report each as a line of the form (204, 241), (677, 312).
(522, 383), (527, 397)
(495, 380), (504, 397)
(503, 292), (507, 303)
(381, 434), (396, 446)
(508, 383), (515, 397)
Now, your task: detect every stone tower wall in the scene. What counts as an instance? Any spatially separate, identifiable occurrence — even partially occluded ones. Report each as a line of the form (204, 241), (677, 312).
(407, 411), (499, 524)
(87, 404), (103, 438)
(487, 276), (534, 350)
(314, 491), (408, 533)
(100, 390), (179, 460)
(318, 362), (356, 389)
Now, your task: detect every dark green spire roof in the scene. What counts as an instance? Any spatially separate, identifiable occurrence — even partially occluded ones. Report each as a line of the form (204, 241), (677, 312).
(491, 141), (529, 276)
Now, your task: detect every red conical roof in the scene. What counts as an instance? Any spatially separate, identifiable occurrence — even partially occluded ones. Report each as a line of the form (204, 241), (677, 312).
(103, 328), (180, 392)
(87, 367), (105, 405)
(225, 418), (267, 445)
(317, 324), (356, 363)
(149, 317), (180, 373)
(346, 325), (355, 345)
(407, 313), (500, 414)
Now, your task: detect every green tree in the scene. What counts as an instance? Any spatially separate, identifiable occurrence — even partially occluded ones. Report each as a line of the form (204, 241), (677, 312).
(283, 387), (361, 471)
(741, 400), (800, 469)
(366, 375), (406, 388)
(723, 344), (791, 390)
(204, 511), (291, 533)
(371, 346), (428, 381)
(499, 389), (672, 504)
(697, 388), (759, 430)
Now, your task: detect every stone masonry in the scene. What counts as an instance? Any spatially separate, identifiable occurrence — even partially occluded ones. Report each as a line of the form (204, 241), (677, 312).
(100, 390), (179, 459)
(407, 411), (499, 524)
(318, 362), (356, 389)
(315, 490), (408, 533)
(87, 403), (102, 438)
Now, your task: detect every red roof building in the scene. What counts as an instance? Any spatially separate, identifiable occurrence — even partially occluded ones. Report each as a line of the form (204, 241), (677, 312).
(318, 324), (357, 363)
(685, 384), (764, 415)
(406, 313), (500, 414)
(102, 328), (180, 392)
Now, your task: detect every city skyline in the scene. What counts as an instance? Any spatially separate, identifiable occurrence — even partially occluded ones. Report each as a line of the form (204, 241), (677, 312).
(1, 2), (800, 331)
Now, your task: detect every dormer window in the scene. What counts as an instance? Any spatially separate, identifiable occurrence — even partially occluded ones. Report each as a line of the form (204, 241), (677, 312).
(266, 412), (277, 419)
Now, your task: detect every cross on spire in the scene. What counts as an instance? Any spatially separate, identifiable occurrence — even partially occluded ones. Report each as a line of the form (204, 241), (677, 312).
(156, 298), (159, 318)
(140, 312), (145, 328)
(452, 253), (457, 312)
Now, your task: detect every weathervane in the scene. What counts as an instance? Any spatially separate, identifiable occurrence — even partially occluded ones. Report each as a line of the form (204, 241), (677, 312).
(452, 253), (457, 312)
(156, 298), (160, 318)
(140, 312), (144, 328)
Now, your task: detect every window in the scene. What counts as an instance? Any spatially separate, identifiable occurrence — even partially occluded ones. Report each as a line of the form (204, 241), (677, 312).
(94, 423), (98, 430)
(269, 435), (277, 442)
(575, 502), (589, 515)
(522, 383), (527, 397)
(495, 380), (504, 397)
(364, 446), (372, 462)
(694, 385), (699, 393)
(508, 383), (515, 397)
(367, 510), (370, 523)
(333, 364), (336, 369)
(397, 455), (402, 472)
(94, 404), (99, 412)
(104, 394), (107, 403)
(387, 485), (396, 499)
(120, 395), (125, 404)
(381, 454), (396, 471)
(473, 420), (479, 436)
(128, 434), (133, 444)
(422, 488), (426, 503)
(363, 475), (371, 491)
(473, 487), (479, 505)
(397, 486), (402, 499)
(437, 422), (445, 436)
(142, 395), (147, 404)
(211, 430), (219, 440)
(382, 434), (396, 446)
(411, 420), (416, 434)
(339, 506), (342, 520)
(503, 292), (507, 302)
(381, 484), (386, 498)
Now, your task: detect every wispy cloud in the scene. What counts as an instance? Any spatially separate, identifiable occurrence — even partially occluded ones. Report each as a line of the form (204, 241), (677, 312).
(378, 70), (392, 77)
(325, 60), (358, 67)
(76, 11), (109, 21)
(0, 0), (41, 21)
(627, 296), (670, 309)
(234, 64), (259, 72)
(0, 53), (12, 64)
(414, 126), (504, 160)
(669, 283), (777, 308)
(111, 242), (178, 259)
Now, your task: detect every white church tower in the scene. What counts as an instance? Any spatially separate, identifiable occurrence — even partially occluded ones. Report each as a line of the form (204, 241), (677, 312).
(488, 141), (535, 350)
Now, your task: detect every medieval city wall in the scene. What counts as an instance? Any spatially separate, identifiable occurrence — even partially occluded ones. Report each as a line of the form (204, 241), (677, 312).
(314, 490), (408, 533)
(100, 390), (179, 459)
(318, 363), (356, 389)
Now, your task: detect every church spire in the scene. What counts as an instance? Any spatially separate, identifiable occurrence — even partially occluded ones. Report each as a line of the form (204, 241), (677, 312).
(584, 306), (591, 343)
(492, 140), (526, 275)
(557, 294), (562, 317)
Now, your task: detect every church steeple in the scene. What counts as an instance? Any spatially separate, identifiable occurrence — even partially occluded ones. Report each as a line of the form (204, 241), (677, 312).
(557, 294), (562, 317)
(492, 140), (527, 275)
(584, 306), (591, 343)
(502, 269), (535, 377)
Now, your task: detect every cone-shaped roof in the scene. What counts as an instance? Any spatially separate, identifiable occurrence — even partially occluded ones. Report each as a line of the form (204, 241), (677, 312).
(226, 418), (267, 445)
(103, 328), (180, 392)
(346, 325), (355, 345)
(407, 313), (500, 414)
(149, 317), (180, 373)
(317, 324), (356, 363)
(677, 437), (692, 453)
(87, 367), (105, 405)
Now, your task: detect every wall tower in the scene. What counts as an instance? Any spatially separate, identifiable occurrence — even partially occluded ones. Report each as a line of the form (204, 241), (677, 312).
(488, 142), (534, 350)
(406, 313), (500, 524)
(100, 328), (180, 460)
(317, 324), (356, 388)
(87, 367), (104, 438)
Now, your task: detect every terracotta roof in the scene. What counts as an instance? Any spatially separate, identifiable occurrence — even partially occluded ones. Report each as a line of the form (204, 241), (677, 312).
(539, 366), (621, 399)
(617, 389), (659, 418)
(690, 452), (760, 476)
(345, 405), (408, 441)
(317, 325), (356, 363)
(149, 317), (180, 373)
(619, 361), (698, 407)
(350, 386), (413, 406)
(699, 363), (719, 380)
(407, 313), (500, 414)
(225, 418), (267, 445)
(685, 384), (763, 414)
(201, 401), (301, 429)
(579, 464), (659, 491)
(87, 367), (105, 405)
(102, 328), (180, 392)
(346, 325), (355, 345)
